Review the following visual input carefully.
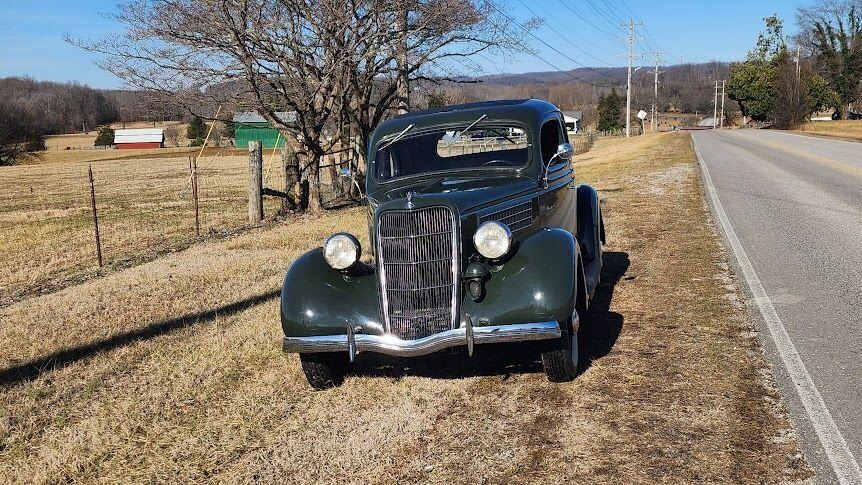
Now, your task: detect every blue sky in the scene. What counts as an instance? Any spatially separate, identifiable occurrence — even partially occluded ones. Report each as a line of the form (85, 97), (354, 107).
(0, 0), (803, 89)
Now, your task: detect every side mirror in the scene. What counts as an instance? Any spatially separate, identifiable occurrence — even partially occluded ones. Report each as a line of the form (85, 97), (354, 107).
(556, 142), (575, 160)
(543, 143), (576, 188)
(338, 166), (365, 199)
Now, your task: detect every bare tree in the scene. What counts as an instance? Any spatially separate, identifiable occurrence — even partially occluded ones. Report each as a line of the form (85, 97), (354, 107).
(163, 125), (180, 147)
(72, 1), (369, 212)
(797, 0), (862, 116)
(339, 0), (531, 171)
(71, 0), (528, 211)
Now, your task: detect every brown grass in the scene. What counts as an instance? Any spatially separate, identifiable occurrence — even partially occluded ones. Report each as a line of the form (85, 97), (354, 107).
(0, 132), (810, 483)
(0, 151), (283, 306)
(795, 119), (862, 142)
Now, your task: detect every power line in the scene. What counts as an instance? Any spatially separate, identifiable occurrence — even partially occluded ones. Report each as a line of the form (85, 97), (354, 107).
(556, 0), (619, 38)
(616, 0), (665, 53)
(489, 3), (623, 86)
(528, 0), (614, 54)
(516, 0), (616, 68)
(597, 0), (627, 24)
(585, 0), (626, 33)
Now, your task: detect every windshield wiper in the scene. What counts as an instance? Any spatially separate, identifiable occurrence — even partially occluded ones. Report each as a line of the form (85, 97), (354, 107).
(483, 126), (519, 144)
(444, 114), (488, 147)
(379, 123), (415, 150)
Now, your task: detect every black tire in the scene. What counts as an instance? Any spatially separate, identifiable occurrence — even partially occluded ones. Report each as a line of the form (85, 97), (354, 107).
(541, 316), (579, 382)
(299, 353), (348, 390)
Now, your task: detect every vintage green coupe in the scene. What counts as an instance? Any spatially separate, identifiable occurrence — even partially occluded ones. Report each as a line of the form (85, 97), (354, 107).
(281, 99), (605, 389)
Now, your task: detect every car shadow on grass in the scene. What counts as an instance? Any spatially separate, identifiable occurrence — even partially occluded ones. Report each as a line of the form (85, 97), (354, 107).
(348, 250), (629, 381)
(0, 289), (281, 388)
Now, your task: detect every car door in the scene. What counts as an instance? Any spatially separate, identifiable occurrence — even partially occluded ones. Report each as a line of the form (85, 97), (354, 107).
(538, 114), (576, 235)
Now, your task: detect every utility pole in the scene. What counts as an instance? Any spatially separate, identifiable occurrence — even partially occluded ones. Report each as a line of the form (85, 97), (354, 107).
(713, 80), (719, 130)
(648, 51), (664, 133)
(720, 80), (726, 129)
(622, 18), (643, 138)
(795, 44), (801, 80)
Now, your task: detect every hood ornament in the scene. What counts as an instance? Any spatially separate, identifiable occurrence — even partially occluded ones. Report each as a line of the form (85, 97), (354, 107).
(406, 191), (416, 209)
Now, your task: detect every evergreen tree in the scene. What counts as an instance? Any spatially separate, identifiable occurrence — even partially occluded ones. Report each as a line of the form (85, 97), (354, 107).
(222, 119), (235, 138)
(25, 135), (46, 152)
(426, 91), (447, 108)
(186, 116), (207, 140)
(94, 126), (115, 146)
(596, 88), (623, 131)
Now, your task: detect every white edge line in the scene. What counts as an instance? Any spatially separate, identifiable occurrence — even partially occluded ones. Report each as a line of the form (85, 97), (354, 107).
(692, 133), (862, 485)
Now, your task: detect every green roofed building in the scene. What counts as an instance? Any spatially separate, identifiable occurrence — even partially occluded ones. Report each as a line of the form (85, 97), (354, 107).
(232, 111), (296, 148)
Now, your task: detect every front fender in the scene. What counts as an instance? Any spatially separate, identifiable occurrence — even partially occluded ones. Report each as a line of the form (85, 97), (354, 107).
(280, 249), (383, 338)
(462, 227), (579, 326)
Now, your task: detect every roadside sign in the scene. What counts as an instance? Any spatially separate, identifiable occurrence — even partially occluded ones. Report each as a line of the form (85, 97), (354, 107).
(637, 110), (648, 120)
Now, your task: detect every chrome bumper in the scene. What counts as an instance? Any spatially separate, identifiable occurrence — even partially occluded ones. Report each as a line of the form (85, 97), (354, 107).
(282, 321), (562, 358)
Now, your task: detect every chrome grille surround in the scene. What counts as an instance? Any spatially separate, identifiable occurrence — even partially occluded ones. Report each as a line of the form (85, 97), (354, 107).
(376, 206), (459, 340)
(480, 200), (533, 232)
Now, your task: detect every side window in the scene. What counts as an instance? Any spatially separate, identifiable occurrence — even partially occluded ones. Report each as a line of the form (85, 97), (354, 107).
(540, 118), (564, 164)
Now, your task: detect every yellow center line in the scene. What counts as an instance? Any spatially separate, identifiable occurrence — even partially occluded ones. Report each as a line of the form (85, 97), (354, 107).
(735, 132), (862, 179)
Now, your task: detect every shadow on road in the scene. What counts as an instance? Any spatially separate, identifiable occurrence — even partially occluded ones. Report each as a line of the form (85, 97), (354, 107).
(350, 250), (630, 381)
(0, 289), (281, 388)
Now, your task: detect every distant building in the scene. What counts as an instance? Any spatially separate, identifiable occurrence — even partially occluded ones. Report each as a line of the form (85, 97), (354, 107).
(113, 128), (164, 149)
(233, 111), (296, 148)
(562, 110), (583, 133)
(656, 113), (699, 131)
(697, 117), (722, 128)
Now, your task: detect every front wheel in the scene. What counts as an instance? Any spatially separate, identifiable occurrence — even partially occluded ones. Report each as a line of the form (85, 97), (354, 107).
(299, 352), (348, 390)
(541, 315), (579, 382)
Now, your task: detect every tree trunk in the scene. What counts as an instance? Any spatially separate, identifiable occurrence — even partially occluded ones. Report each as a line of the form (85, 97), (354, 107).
(395, 5), (409, 114)
(307, 166), (322, 213)
(282, 144), (299, 213)
(298, 151), (322, 213)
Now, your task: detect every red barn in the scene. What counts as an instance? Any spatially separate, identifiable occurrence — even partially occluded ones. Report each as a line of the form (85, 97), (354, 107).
(113, 128), (164, 149)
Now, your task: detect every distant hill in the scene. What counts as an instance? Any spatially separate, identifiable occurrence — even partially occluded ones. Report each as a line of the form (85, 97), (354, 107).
(437, 61), (737, 125)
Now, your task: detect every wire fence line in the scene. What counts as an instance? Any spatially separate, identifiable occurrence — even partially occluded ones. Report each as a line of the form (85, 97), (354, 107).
(74, 127), (607, 271)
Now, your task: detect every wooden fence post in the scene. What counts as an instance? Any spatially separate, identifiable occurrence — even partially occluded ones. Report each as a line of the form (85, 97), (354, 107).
(191, 155), (200, 237)
(87, 164), (103, 268)
(248, 141), (263, 223)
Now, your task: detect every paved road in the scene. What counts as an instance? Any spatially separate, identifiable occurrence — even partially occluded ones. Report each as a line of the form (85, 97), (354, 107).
(692, 129), (862, 484)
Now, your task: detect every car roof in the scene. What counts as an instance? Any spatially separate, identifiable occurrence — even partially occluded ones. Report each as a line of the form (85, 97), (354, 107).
(373, 99), (561, 141)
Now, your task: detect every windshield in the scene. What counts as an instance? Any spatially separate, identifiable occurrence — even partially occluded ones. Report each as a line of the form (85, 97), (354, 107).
(373, 123), (530, 181)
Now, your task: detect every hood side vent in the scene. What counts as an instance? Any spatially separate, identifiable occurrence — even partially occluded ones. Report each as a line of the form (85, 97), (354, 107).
(479, 200), (533, 232)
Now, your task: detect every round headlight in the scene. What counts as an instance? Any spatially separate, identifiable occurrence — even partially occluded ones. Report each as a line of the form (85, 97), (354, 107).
(473, 221), (512, 259)
(323, 233), (360, 270)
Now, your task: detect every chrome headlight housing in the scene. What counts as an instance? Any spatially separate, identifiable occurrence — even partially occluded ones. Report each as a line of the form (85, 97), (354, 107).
(323, 233), (361, 270)
(473, 221), (512, 259)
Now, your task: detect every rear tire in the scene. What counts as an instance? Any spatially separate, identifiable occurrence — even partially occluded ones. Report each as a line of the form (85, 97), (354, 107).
(541, 316), (579, 382)
(299, 353), (348, 390)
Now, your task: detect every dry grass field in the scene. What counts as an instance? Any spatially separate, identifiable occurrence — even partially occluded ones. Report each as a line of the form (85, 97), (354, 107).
(795, 119), (862, 141)
(0, 132), (810, 483)
(0, 149), (282, 306)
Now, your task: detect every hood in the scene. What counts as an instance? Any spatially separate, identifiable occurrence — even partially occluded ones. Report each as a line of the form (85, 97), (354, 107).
(369, 174), (537, 215)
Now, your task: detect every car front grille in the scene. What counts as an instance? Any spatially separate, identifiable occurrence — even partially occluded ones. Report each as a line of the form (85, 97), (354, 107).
(480, 200), (533, 232)
(377, 206), (458, 340)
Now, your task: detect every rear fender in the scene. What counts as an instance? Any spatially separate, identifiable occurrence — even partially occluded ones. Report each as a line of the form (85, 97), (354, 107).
(577, 184), (602, 264)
